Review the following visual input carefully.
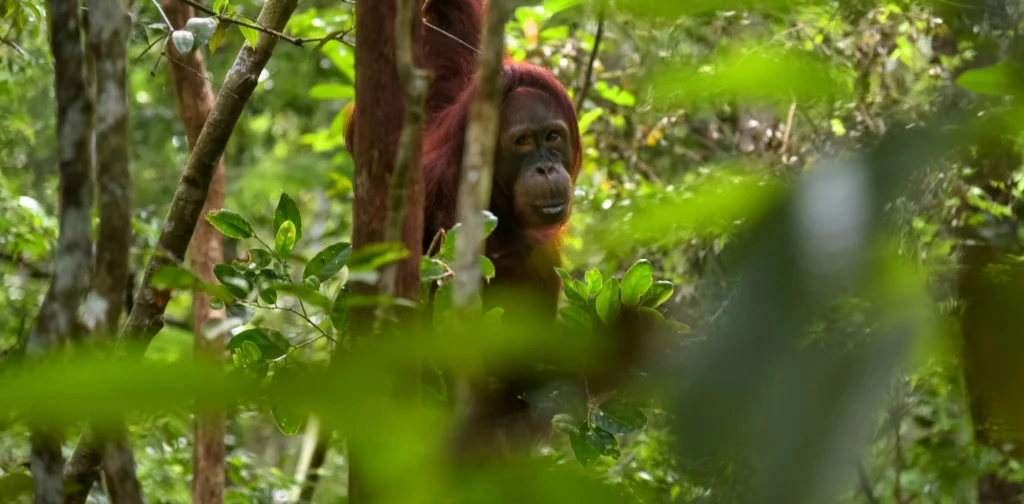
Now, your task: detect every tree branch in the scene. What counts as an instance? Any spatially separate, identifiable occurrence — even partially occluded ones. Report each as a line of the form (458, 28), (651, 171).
(575, 9), (604, 111)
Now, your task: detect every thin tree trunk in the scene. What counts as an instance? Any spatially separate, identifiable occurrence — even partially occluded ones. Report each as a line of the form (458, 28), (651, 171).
(346, 0), (425, 501)
(32, 0), (95, 501)
(161, 1), (229, 502)
(449, 0), (511, 459)
(83, 0), (144, 501)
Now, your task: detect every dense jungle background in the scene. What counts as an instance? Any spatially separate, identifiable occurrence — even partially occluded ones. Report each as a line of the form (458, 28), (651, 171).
(5, 0), (1024, 502)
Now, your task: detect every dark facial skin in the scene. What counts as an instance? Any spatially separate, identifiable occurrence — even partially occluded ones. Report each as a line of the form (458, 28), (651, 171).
(496, 88), (575, 229)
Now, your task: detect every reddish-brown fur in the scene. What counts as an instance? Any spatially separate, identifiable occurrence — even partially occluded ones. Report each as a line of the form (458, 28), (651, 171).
(345, 0), (581, 314)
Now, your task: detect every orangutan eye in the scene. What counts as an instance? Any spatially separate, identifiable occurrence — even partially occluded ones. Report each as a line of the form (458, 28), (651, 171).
(514, 135), (530, 146)
(546, 131), (560, 142)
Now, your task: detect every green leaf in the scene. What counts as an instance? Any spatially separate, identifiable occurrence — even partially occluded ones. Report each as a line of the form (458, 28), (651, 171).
(258, 287), (278, 305)
(421, 257), (449, 282)
(238, 23), (258, 47)
(240, 340), (262, 362)
(440, 223), (461, 262)
(641, 280), (674, 308)
(309, 83), (355, 100)
(554, 267), (573, 287)
(213, 0), (229, 14)
(303, 242), (352, 282)
(273, 283), (332, 309)
(570, 279), (590, 306)
(348, 242), (409, 271)
(330, 286), (351, 334)
(275, 221), (297, 256)
(569, 424), (601, 467)
(213, 264), (251, 298)
(584, 424), (620, 459)
(206, 209), (254, 239)
(595, 278), (621, 323)
(226, 328), (291, 361)
(620, 259), (654, 306)
(271, 366), (307, 435)
(594, 81), (635, 106)
(592, 399), (648, 434)
(559, 306), (593, 331)
(248, 248), (273, 268)
(585, 269), (603, 298)
(480, 256), (496, 281)
(638, 306), (665, 324)
(482, 210), (499, 238)
(209, 20), (229, 53)
(955, 63), (1020, 97)
(274, 193), (302, 242)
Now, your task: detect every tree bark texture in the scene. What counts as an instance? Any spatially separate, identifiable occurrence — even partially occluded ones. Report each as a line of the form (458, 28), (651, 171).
(349, 0), (425, 331)
(33, 0), (95, 501)
(82, 0), (145, 501)
(162, 1), (230, 503)
(63, 0), (298, 497)
(347, 0), (425, 501)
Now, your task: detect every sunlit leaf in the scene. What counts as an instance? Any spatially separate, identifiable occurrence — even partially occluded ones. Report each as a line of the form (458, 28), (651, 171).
(585, 269), (603, 297)
(238, 23), (258, 47)
(275, 220), (297, 256)
(421, 257), (449, 282)
(620, 260), (654, 306)
(480, 256), (496, 281)
(206, 209), (254, 239)
(595, 278), (620, 323)
(274, 193), (302, 242)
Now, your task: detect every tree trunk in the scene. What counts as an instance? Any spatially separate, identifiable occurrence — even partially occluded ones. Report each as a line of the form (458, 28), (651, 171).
(162, 1), (229, 503)
(346, 0), (425, 501)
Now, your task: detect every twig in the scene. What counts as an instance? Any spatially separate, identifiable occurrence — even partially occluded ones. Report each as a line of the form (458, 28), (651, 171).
(424, 20), (481, 55)
(133, 32), (167, 65)
(261, 303), (335, 342)
(575, 9), (604, 110)
(780, 100), (796, 158)
(0, 36), (28, 57)
(174, 0), (353, 48)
